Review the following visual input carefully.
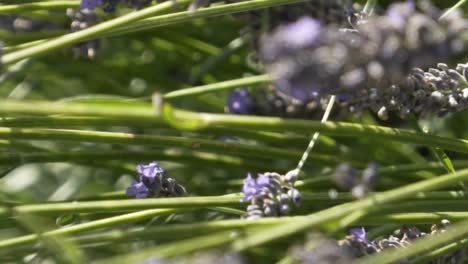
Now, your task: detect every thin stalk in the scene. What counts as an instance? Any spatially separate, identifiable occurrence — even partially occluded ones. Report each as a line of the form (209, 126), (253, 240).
(69, 211), (468, 247)
(0, 209), (182, 251)
(439, 0), (468, 20)
(0, 127), (338, 164)
(0, 149), (283, 172)
(0, 1), (80, 14)
(95, 230), (238, 264)
(164, 74), (271, 99)
(411, 237), (468, 264)
(295, 95), (335, 173)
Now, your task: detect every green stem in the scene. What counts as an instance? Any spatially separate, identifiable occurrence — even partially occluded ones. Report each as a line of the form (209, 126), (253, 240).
(0, 149), (281, 172)
(0, 1), (79, 14)
(164, 74), (271, 99)
(230, 168), (468, 251)
(95, 230), (238, 264)
(411, 237), (468, 264)
(2, 100), (468, 154)
(0, 209), (181, 252)
(105, 0), (308, 39)
(68, 212), (468, 247)
(0, 127), (338, 164)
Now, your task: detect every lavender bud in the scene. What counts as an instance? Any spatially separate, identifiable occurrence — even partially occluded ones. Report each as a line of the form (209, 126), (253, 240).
(288, 188), (302, 207)
(127, 162), (186, 199)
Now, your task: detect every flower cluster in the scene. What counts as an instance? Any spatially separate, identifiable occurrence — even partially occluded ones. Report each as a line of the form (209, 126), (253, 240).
(126, 162), (187, 198)
(344, 63), (468, 119)
(340, 220), (465, 262)
(290, 220), (465, 263)
(260, 1), (467, 117)
(332, 162), (379, 198)
(67, 8), (101, 59)
(240, 170), (301, 219)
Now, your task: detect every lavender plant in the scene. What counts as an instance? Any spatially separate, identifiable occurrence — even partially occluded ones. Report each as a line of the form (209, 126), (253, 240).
(0, 0), (467, 264)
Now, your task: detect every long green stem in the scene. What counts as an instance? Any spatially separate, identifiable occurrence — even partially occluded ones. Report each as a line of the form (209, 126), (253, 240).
(0, 209), (181, 251)
(68, 211), (468, 246)
(1, 100), (468, 153)
(0, 127), (336, 163)
(0, 1), (79, 14)
(0, 149), (282, 172)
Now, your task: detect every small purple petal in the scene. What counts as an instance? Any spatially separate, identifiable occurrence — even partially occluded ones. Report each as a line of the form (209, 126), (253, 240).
(80, 0), (104, 10)
(127, 181), (151, 199)
(350, 227), (369, 244)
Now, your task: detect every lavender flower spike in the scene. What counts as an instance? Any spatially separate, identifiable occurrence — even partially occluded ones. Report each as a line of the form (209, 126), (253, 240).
(240, 173), (260, 202)
(241, 171), (301, 219)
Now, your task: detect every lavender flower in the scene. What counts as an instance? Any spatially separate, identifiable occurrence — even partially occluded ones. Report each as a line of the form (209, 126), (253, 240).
(240, 171), (301, 219)
(80, 0), (105, 10)
(126, 180), (152, 198)
(127, 162), (186, 198)
(261, 1), (467, 112)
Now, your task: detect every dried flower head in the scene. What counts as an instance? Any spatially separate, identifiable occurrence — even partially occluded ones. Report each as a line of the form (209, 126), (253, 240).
(241, 171), (301, 219)
(127, 162), (186, 198)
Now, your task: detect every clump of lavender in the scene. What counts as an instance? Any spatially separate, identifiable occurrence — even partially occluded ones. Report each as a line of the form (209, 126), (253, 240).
(345, 63), (468, 119)
(240, 170), (301, 219)
(127, 162), (187, 198)
(332, 162), (379, 198)
(260, 1), (467, 117)
(67, 8), (101, 59)
(290, 220), (465, 263)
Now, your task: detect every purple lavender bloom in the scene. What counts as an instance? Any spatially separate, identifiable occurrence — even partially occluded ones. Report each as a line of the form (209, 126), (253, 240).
(80, 0), (104, 10)
(350, 227), (370, 244)
(80, 0), (120, 12)
(241, 173), (261, 202)
(137, 162), (164, 187)
(126, 181), (151, 198)
(227, 89), (255, 115)
(262, 17), (322, 62)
